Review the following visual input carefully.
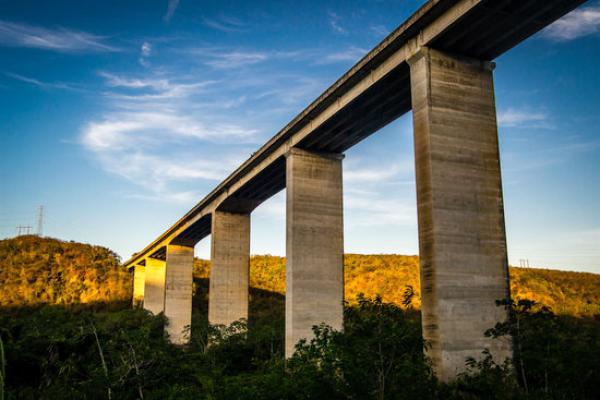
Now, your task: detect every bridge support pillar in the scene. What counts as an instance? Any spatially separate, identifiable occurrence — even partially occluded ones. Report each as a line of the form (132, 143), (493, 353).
(143, 257), (166, 316)
(209, 211), (251, 327)
(285, 148), (344, 358)
(165, 244), (194, 345)
(132, 265), (145, 308)
(408, 47), (512, 381)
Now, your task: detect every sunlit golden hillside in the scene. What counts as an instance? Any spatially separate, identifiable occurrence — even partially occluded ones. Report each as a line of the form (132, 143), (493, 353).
(1, 236), (598, 317)
(0, 235), (131, 308)
(195, 254), (600, 317)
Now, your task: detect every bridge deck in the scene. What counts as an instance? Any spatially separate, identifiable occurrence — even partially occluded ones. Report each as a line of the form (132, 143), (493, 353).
(124, 0), (586, 267)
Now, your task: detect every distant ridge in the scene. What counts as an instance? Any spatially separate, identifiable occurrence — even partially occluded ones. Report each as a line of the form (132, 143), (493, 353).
(1, 236), (598, 316)
(0, 236), (131, 308)
(195, 254), (600, 317)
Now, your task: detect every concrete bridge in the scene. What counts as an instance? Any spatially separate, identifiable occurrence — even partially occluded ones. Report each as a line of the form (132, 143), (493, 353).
(124, 0), (587, 381)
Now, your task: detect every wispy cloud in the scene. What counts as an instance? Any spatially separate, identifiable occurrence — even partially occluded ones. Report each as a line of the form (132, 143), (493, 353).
(82, 111), (256, 151)
(80, 40), (373, 203)
(81, 110), (256, 200)
(82, 67), (261, 202)
(344, 161), (412, 183)
(343, 157), (416, 228)
(164, 0), (180, 22)
(202, 50), (268, 69)
(543, 6), (600, 41)
(99, 71), (217, 100)
(317, 46), (367, 64)
(202, 15), (247, 33)
(369, 24), (389, 37)
(4, 71), (81, 91)
(139, 41), (152, 66)
(328, 11), (347, 35)
(0, 20), (119, 52)
(497, 108), (550, 128)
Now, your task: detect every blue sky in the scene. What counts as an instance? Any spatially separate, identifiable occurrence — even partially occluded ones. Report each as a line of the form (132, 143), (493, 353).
(0, 0), (599, 273)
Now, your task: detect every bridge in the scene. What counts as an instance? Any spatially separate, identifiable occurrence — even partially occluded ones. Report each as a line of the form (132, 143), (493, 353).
(123, 0), (587, 381)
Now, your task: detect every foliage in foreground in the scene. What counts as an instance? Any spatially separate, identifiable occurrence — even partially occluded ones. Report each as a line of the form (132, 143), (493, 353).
(1, 294), (599, 400)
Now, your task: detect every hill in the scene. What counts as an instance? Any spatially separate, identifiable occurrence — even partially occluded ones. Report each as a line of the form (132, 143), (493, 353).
(1, 236), (599, 317)
(0, 235), (131, 308)
(195, 254), (600, 317)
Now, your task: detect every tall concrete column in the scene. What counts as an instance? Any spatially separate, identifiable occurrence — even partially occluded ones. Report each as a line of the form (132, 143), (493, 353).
(408, 47), (512, 381)
(132, 265), (145, 308)
(209, 211), (250, 327)
(285, 148), (344, 358)
(164, 244), (194, 345)
(143, 257), (166, 315)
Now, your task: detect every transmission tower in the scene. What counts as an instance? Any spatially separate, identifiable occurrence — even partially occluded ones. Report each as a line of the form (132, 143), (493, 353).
(37, 205), (44, 236)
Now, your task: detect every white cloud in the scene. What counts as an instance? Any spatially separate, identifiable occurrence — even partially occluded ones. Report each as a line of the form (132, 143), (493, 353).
(370, 24), (389, 37)
(202, 15), (246, 33)
(318, 46), (367, 64)
(344, 161), (412, 183)
(164, 0), (180, 22)
(328, 11), (347, 35)
(80, 42), (376, 203)
(3, 72), (80, 91)
(543, 6), (600, 41)
(497, 108), (550, 128)
(139, 41), (152, 66)
(141, 42), (151, 57)
(207, 51), (267, 69)
(0, 20), (119, 52)
(345, 195), (416, 227)
(82, 65), (264, 203)
(199, 49), (268, 69)
(82, 111), (258, 151)
(98, 71), (217, 100)
(81, 111), (254, 200)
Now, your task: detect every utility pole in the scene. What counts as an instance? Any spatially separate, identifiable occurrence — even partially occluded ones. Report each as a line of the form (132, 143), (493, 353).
(16, 225), (33, 236)
(37, 205), (44, 236)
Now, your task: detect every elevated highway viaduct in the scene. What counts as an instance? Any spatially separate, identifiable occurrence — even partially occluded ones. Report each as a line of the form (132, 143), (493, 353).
(124, 0), (588, 380)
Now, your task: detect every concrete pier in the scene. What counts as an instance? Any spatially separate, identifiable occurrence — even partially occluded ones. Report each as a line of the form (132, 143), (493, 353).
(164, 244), (194, 345)
(408, 47), (512, 381)
(143, 257), (166, 316)
(285, 148), (344, 357)
(209, 211), (251, 327)
(132, 265), (145, 307)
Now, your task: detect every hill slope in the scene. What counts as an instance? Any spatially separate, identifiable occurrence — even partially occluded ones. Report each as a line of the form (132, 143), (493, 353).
(1, 236), (598, 316)
(195, 254), (600, 317)
(0, 236), (131, 308)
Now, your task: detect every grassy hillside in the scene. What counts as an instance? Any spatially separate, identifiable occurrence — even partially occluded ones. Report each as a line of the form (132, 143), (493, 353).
(1, 236), (598, 317)
(195, 254), (600, 317)
(0, 236), (131, 308)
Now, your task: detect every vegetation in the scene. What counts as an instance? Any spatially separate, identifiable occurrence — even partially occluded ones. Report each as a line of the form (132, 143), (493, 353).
(1, 293), (598, 399)
(196, 254), (600, 317)
(0, 236), (599, 398)
(2, 236), (598, 317)
(0, 236), (130, 309)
